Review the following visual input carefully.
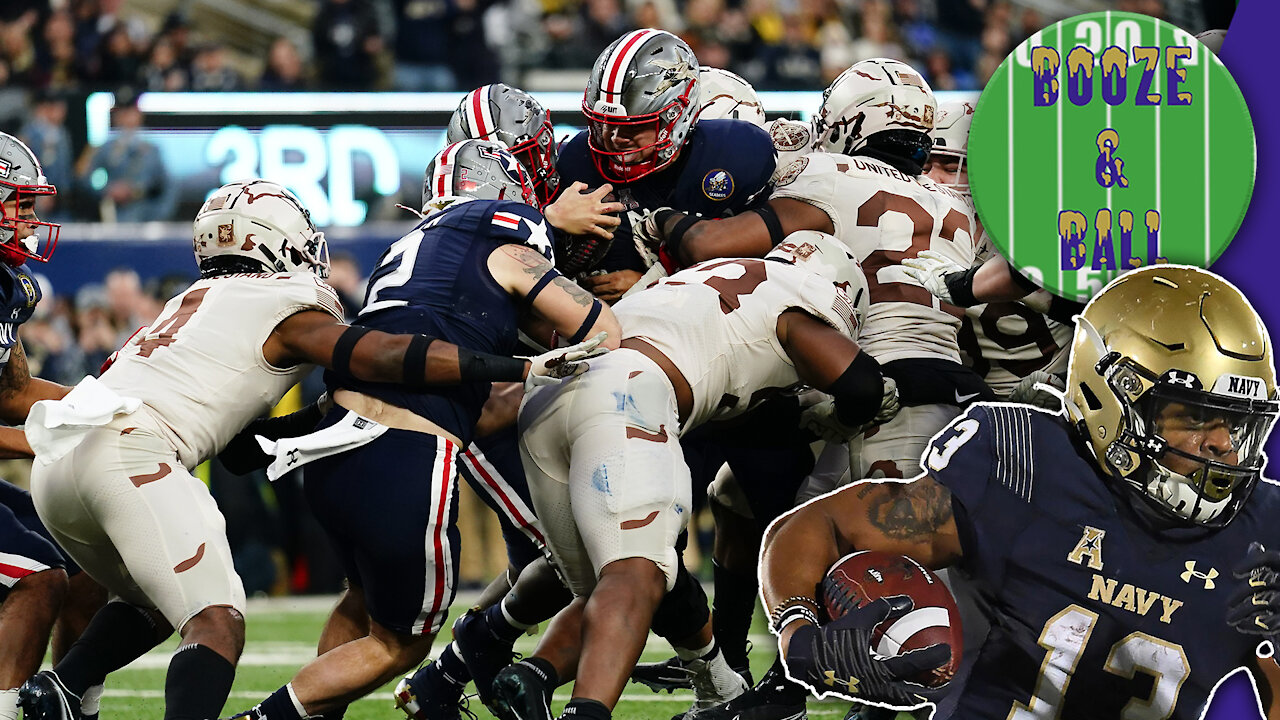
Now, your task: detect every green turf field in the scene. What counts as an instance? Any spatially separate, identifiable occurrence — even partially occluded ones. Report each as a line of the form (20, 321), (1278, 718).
(87, 593), (874, 720)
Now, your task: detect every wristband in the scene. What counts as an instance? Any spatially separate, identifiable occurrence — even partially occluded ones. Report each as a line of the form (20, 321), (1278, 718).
(942, 265), (980, 307)
(458, 347), (528, 383)
(568, 298), (603, 344)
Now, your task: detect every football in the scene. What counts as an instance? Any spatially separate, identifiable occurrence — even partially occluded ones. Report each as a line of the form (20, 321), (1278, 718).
(821, 550), (963, 687)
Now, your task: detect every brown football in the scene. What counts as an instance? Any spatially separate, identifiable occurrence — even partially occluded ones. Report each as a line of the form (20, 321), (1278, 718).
(821, 550), (962, 687)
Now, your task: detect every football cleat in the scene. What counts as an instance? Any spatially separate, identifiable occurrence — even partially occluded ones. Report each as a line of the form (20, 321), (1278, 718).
(631, 656), (695, 693)
(683, 651), (749, 718)
(680, 665), (808, 720)
(395, 664), (470, 720)
(452, 608), (518, 707)
(490, 661), (554, 720)
(17, 671), (82, 720)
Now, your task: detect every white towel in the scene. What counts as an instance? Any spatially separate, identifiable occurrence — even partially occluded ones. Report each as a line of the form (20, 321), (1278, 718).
(257, 410), (388, 482)
(27, 376), (143, 465)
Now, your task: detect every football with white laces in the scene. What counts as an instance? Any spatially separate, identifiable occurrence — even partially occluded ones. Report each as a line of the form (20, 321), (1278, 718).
(821, 549), (962, 688)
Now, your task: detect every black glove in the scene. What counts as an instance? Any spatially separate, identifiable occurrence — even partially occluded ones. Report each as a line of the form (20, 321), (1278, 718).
(782, 595), (951, 707)
(217, 401), (326, 475)
(1228, 542), (1280, 640)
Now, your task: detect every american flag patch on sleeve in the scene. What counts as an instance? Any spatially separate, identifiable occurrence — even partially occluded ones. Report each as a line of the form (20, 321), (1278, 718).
(492, 212), (523, 230)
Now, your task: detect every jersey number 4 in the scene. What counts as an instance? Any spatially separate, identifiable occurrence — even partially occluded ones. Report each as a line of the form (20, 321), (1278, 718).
(1011, 604), (1189, 720)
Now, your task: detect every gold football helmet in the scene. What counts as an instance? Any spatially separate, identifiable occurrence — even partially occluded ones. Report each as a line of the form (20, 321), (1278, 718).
(1065, 265), (1279, 527)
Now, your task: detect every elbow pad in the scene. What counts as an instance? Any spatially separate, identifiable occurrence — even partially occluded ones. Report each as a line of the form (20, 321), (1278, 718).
(828, 351), (886, 428)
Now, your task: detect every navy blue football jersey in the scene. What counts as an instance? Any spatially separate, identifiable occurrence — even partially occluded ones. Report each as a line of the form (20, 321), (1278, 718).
(556, 119), (777, 273)
(926, 403), (1279, 720)
(0, 263), (41, 371)
(329, 199), (551, 445)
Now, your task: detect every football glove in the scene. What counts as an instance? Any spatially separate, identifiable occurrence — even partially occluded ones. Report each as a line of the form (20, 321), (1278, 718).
(800, 378), (900, 443)
(900, 251), (969, 305)
(1228, 542), (1280, 642)
(629, 207), (670, 251)
(1008, 370), (1066, 412)
(524, 332), (609, 391)
(782, 595), (950, 707)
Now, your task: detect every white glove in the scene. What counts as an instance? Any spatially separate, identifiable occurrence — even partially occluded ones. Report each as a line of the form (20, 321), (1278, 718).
(1008, 370), (1066, 411)
(629, 207), (672, 250)
(900, 250), (968, 304)
(799, 378), (900, 443)
(524, 332), (609, 391)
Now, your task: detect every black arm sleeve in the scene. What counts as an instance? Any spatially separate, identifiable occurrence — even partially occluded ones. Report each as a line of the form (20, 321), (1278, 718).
(828, 351), (886, 428)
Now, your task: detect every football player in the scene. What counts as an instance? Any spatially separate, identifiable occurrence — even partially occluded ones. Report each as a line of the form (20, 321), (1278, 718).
(18, 172), (606, 720)
(488, 231), (896, 720)
(224, 140), (620, 720)
(922, 101), (1075, 403)
(446, 83), (625, 241)
(555, 28), (776, 300)
(761, 265), (1280, 719)
(642, 60), (990, 717)
(0, 132), (110, 720)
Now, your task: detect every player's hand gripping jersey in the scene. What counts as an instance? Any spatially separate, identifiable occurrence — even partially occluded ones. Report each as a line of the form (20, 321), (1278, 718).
(100, 272), (343, 469)
(770, 151), (979, 364)
(612, 255), (863, 431)
(927, 403), (1280, 719)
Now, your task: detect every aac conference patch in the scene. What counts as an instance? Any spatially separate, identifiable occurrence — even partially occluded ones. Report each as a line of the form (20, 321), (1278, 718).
(969, 12), (1255, 303)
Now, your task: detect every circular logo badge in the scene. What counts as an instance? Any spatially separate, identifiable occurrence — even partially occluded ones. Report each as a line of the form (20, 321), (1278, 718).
(968, 12), (1255, 302)
(702, 169), (735, 201)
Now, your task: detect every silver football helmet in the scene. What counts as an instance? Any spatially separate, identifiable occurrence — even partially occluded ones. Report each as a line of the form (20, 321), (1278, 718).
(928, 100), (974, 193)
(583, 29), (701, 183)
(193, 179), (329, 277)
(421, 139), (538, 215)
(814, 58), (936, 160)
(697, 67), (766, 126)
(0, 132), (58, 265)
(446, 84), (560, 206)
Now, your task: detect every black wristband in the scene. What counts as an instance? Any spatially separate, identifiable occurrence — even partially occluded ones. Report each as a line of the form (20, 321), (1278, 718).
(458, 347), (528, 383)
(664, 215), (700, 263)
(829, 351), (886, 428)
(568, 298), (603, 344)
(1046, 294), (1085, 325)
(331, 325), (373, 377)
(402, 334), (435, 388)
(943, 265), (980, 307)
(752, 204), (786, 246)
(524, 269), (560, 309)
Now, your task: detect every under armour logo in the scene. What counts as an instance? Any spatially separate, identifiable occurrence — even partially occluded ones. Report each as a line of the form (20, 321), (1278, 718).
(822, 671), (860, 693)
(1180, 560), (1218, 589)
(285, 448), (301, 467)
(1162, 369), (1202, 390)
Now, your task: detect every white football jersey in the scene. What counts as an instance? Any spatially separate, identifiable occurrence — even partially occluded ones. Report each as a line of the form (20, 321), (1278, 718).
(614, 258), (863, 430)
(961, 234), (1071, 396)
(770, 152), (979, 364)
(100, 273), (344, 468)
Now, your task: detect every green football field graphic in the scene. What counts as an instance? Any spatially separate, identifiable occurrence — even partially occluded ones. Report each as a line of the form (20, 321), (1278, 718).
(969, 11), (1255, 302)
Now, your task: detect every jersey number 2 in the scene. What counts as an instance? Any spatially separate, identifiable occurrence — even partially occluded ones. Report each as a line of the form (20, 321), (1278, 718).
(1010, 604), (1190, 720)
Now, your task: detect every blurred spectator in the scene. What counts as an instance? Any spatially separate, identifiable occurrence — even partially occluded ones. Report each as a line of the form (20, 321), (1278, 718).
(104, 267), (153, 345)
(82, 97), (175, 222)
(73, 283), (117, 376)
(924, 46), (973, 91)
(313, 0), (386, 90)
(258, 38), (308, 92)
(139, 37), (189, 91)
(190, 43), (244, 92)
(33, 10), (81, 91)
(847, 1), (907, 64)
(2, 13), (40, 87)
(390, 0), (455, 91)
(91, 24), (140, 90)
(975, 19), (1011, 86)
(758, 14), (822, 90)
(18, 92), (74, 221)
(21, 274), (84, 386)
(448, 0), (502, 89)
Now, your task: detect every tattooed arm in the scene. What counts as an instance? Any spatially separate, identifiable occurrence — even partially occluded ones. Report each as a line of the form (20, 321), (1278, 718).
(488, 243), (621, 351)
(0, 340), (69, 425)
(761, 476), (963, 654)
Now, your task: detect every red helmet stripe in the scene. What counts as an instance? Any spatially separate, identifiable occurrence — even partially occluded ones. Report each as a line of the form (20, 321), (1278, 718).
(436, 141), (464, 198)
(603, 29), (660, 101)
(468, 86), (493, 139)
